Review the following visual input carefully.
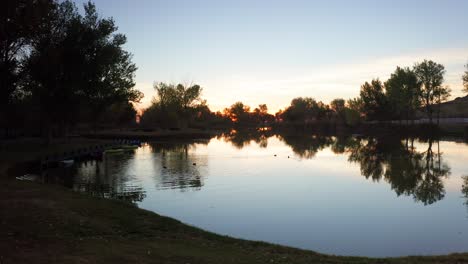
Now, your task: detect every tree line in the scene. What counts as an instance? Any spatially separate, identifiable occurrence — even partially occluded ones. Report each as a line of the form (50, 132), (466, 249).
(1, 0), (141, 139)
(2, 1), (467, 137)
(142, 59), (465, 129)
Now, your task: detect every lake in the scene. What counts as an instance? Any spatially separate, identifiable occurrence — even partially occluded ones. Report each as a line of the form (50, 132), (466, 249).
(48, 132), (468, 257)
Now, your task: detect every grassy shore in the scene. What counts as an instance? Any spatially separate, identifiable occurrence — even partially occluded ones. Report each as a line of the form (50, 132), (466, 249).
(2, 179), (468, 264)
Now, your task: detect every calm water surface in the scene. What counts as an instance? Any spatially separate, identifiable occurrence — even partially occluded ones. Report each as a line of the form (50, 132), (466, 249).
(61, 134), (468, 257)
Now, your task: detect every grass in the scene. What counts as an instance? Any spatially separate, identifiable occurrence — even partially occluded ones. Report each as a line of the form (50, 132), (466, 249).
(2, 179), (468, 263)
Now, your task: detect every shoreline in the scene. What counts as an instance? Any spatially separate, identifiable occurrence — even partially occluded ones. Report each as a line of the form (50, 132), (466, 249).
(2, 179), (468, 263)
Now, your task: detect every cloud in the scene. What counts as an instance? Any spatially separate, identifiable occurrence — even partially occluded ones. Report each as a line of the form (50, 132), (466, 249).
(134, 47), (468, 113)
(200, 47), (468, 112)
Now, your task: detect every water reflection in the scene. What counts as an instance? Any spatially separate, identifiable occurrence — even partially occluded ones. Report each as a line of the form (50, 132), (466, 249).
(42, 131), (468, 256)
(58, 132), (457, 207)
(347, 137), (450, 205)
(66, 151), (146, 203)
(223, 132), (452, 206)
(462, 176), (468, 211)
(219, 129), (271, 149)
(278, 134), (332, 159)
(147, 141), (207, 191)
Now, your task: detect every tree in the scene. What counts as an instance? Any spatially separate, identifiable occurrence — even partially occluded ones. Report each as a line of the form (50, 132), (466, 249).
(413, 60), (446, 125)
(252, 104), (274, 125)
(344, 98), (363, 126)
(330, 98), (346, 121)
(98, 101), (138, 127)
(24, 0), (82, 137)
(24, 1), (141, 136)
(140, 82), (204, 128)
(0, 0), (54, 136)
(385, 67), (420, 123)
(224, 102), (251, 124)
(280, 97), (328, 124)
(359, 79), (388, 120)
(79, 2), (141, 128)
(463, 63), (468, 94)
(330, 98), (345, 113)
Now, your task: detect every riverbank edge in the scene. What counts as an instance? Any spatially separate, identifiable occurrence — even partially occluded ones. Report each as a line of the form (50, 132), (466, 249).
(2, 179), (468, 264)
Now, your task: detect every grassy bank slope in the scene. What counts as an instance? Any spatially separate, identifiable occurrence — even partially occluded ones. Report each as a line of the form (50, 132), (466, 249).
(1, 180), (468, 264)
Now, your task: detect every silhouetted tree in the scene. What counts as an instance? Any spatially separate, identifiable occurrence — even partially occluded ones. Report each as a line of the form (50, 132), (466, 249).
(0, 0), (54, 136)
(252, 104), (274, 126)
(80, 2), (142, 128)
(414, 60), (446, 125)
(98, 101), (138, 127)
(224, 102), (251, 125)
(344, 98), (363, 126)
(330, 98), (346, 123)
(385, 67), (420, 123)
(140, 82), (205, 128)
(281, 97), (329, 125)
(24, 1), (82, 138)
(359, 79), (389, 121)
(24, 1), (141, 138)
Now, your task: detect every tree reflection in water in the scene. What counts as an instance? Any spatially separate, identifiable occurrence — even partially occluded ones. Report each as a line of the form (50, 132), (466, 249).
(462, 176), (468, 212)
(66, 131), (454, 206)
(148, 141), (208, 191)
(219, 129), (271, 149)
(347, 137), (450, 205)
(223, 131), (451, 206)
(278, 134), (333, 159)
(71, 151), (146, 204)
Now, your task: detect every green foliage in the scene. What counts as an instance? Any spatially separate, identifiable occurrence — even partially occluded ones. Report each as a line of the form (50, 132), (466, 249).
(0, 0), (55, 128)
(330, 98), (345, 114)
(0, 0), (50, 100)
(280, 97), (329, 123)
(220, 102), (274, 127)
(359, 79), (389, 120)
(343, 107), (361, 126)
(413, 60), (448, 123)
(348, 137), (449, 205)
(385, 67), (420, 121)
(98, 102), (138, 126)
(19, 0), (140, 132)
(224, 102), (250, 123)
(140, 83), (207, 128)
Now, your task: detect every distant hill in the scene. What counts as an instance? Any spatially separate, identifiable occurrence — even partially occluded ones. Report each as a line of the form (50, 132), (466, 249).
(437, 95), (468, 118)
(416, 95), (468, 118)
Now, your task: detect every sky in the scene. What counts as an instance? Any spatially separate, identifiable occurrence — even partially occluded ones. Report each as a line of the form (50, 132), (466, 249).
(75, 0), (468, 113)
